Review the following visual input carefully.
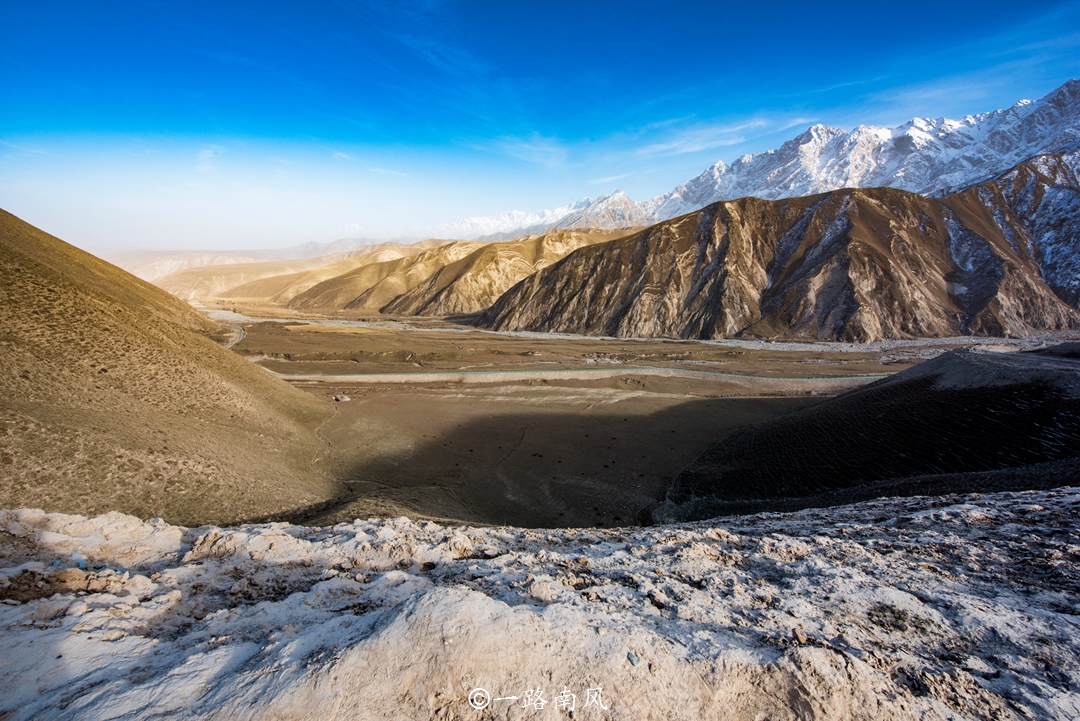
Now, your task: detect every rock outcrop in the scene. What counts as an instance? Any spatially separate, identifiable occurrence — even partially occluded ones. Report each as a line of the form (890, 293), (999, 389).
(3, 489), (1079, 720)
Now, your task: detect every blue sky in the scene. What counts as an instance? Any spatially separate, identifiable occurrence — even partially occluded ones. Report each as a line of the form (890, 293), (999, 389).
(2, 0), (1079, 251)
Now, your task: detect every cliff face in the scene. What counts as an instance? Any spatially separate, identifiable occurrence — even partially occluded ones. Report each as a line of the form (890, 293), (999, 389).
(972, 152), (1080, 308)
(479, 154), (1080, 342)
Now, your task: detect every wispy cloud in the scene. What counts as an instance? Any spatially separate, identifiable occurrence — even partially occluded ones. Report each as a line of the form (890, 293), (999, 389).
(0, 139), (52, 156)
(588, 173), (629, 186)
(333, 151), (353, 161)
(195, 145), (225, 171)
(637, 119), (773, 156)
(334, 0), (488, 78)
(368, 166), (411, 178)
(478, 133), (569, 167)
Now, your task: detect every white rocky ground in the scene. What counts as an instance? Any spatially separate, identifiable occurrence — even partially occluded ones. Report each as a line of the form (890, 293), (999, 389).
(1, 488), (1078, 720)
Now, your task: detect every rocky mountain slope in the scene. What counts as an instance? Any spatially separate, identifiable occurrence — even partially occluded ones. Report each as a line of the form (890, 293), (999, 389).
(426, 79), (1080, 240)
(975, 151), (1080, 308)
(0, 209), (337, 525)
(288, 229), (632, 315)
(3, 487), (1078, 719)
(479, 152), (1080, 341)
(380, 229), (631, 316)
(645, 79), (1080, 220)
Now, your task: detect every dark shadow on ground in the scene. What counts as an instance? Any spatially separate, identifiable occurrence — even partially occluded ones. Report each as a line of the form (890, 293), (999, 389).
(660, 354), (1080, 522)
(655, 456), (1080, 522)
(266, 393), (818, 529)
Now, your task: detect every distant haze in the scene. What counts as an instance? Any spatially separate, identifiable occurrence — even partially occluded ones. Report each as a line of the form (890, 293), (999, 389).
(2, 2), (1079, 252)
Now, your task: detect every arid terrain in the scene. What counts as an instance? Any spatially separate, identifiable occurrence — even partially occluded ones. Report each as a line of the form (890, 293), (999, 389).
(5, 8), (1080, 716)
(2, 487), (1077, 720)
(0, 210), (337, 526)
(224, 316), (1023, 525)
(3, 137), (1080, 721)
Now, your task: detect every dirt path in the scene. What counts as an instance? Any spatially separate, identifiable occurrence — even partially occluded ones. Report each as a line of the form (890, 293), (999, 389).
(265, 364), (885, 389)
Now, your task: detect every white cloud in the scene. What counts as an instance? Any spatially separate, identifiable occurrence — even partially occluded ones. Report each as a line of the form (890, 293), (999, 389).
(637, 119), (772, 156)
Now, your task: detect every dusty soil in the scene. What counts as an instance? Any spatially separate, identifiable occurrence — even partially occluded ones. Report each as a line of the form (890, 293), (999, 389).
(229, 320), (928, 527)
(224, 319), (1080, 529)
(233, 321), (917, 377)
(667, 347), (1080, 521)
(0, 210), (336, 527)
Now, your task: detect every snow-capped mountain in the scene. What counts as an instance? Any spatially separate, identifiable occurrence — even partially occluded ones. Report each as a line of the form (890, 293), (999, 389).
(431, 79), (1080, 239)
(645, 78), (1080, 220)
(427, 197), (595, 239)
(549, 189), (655, 230)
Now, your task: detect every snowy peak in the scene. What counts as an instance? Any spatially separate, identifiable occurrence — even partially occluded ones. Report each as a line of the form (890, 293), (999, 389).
(428, 197), (595, 239)
(551, 190), (653, 231)
(646, 78), (1080, 220)
(420, 79), (1080, 241)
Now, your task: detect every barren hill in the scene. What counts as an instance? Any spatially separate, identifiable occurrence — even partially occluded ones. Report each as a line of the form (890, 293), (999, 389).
(480, 153), (1080, 342)
(287, 240), (487, 311)
(381, 228), (632, 316)
(153, 252), (358, 301)
(0, 209), (337, 525)
(158, 239), (446, 303)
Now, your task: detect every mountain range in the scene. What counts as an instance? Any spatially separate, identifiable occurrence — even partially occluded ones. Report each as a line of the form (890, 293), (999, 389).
(115, 79), (1080, 344)
(479, 150), (1080, 342)
(106, 237), (401, 282)
(429, 79), (1080, 240)
(287, 228), (631, 315)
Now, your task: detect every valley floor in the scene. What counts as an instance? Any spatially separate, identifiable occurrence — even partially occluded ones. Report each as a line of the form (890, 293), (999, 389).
(216, 310), (1079, 528)
(1, 487), (1078, 719)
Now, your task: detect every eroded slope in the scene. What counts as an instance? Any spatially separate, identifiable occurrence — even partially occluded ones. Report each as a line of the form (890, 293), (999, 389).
(382, 228), (631, 316)
(480, 163), (1080, 341)
(288, 240), (485, 312)
(213, 239), (450, 304)
(664, 346), (1080, 521)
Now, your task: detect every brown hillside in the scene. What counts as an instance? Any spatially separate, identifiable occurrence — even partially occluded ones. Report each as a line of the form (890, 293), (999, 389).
(480, 179), (1079, 341)
(382, 228), (632, 316)
(288, 240), (484, 311)
(220, 238), (447, 304)
(663, 346), (1080, 521)
(0, 209), (337, 525)
(154, 252), (360, 301)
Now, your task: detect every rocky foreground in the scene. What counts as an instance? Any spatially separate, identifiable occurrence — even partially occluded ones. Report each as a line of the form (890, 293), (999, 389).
(1, 488), (1078, 720)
